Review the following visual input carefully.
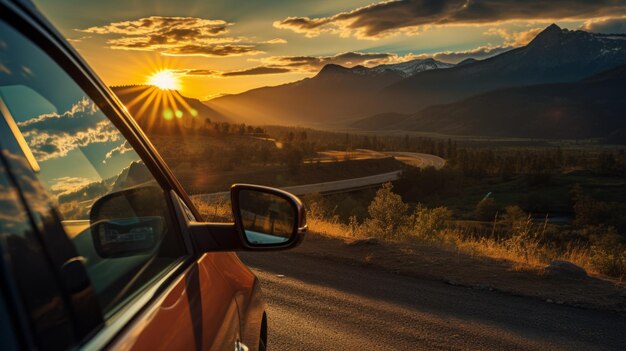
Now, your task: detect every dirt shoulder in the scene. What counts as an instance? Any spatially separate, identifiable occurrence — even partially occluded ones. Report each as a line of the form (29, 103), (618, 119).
(293, 232), (626, 313)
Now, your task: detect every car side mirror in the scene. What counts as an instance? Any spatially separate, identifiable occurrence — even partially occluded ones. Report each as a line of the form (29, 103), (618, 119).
(89, 186), (167, 258)
(183, 184), (307, 253)
(231, 184), (307, 248)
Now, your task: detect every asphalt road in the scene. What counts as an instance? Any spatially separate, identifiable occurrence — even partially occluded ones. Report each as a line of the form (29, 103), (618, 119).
(239, 251), (626, 351)
(386, 151), (446, 169)
(192, 151), (444, 202)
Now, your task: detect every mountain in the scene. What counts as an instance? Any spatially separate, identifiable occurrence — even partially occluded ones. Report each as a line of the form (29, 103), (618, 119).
(206, 24), (626, 128)
(355, 64), (626, 140)
(381, 24), (626, 113)
(112, 85), (229, 134)
(351, 112), (410, 130)
(365, 58), (454, 78)
(205, 58), (453, 127)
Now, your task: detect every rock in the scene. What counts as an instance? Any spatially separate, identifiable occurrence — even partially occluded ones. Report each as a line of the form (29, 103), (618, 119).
(544, 260), (587, 279)
(444, 278), (461, 286)
(347, 237), (381, 247)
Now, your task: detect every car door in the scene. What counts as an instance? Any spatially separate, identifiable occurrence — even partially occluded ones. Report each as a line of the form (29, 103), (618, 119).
(0, 10), (242, 350)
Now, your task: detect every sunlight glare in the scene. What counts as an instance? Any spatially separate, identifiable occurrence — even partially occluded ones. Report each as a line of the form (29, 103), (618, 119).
(147, 70), (181, 90)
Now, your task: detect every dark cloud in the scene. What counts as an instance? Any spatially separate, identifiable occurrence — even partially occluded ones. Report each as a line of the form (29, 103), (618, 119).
(275, 0), (626, 39)
(222, 66), (291, 77)
(583, 17), (626, 33)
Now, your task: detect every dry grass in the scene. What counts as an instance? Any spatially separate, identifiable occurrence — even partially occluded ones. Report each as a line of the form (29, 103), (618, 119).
(192, 198), (233, 222)
(193, 195), (625, 279)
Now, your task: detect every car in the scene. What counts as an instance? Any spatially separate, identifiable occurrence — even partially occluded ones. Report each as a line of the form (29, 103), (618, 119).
(0, 0), (307, 350)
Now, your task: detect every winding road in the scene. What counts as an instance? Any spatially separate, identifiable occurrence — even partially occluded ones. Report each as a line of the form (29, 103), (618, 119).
(240, 251), (626, 351)
(192, 151), (445, 202)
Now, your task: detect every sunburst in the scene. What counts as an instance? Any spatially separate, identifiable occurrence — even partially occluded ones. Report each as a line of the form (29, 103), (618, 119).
(147, 70), (181, 90)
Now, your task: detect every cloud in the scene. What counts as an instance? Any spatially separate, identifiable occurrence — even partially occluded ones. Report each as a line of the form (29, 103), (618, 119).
(258, 51), (410, 72)
(261, 46), (513, 71)
(173, 69), (220, 77)
(484, 27), (544, 46)
(222, 66), (291, 77)
(174, 66), (290, 77)
(78, 16), (263, 57)
(582, 17), (626, 33)
(17, 96), (97, 128)
(175, 44), (522, 78)
(49, 176), (96, 196)
(23, 120), (121, 162)
(262, 38), (288, 44)
(274, 0), (626, 39)
(103, 140), (133, 163)
(66, 35), (91, 43)
(18, 97), (121, 161)
(80, 16), (229, 36)
(163, 44), (262, 57)
(414, 45), (513, 63)
(407, 27), (542, 63)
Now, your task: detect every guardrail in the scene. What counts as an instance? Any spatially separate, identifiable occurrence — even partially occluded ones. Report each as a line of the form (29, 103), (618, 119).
(191, 170), (402, 203)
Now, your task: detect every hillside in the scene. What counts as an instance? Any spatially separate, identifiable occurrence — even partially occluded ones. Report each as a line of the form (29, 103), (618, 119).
(355, 64), (626, 139)
(381, 24), (626, 113)
(204, 59), (453, 127)
(111, 85), (229, 134)
(206, 25), (626, 128)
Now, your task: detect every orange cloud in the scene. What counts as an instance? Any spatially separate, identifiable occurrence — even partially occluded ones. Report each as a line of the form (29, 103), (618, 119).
(79, 16), (264, 57)
(484, 27), (544, 47)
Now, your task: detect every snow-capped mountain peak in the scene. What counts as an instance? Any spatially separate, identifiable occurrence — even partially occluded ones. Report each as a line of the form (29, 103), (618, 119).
(369, 58), (455, 77)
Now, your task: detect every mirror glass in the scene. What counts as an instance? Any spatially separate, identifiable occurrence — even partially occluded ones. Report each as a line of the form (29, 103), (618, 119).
(90, 186), (166, 257)
(238, 189), (296, 245)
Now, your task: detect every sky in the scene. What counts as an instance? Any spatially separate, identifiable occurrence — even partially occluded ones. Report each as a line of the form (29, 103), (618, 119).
(34, 0), (626, 100)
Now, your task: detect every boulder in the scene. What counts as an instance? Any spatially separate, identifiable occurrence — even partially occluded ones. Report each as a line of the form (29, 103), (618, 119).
(544, 260), (587, 279)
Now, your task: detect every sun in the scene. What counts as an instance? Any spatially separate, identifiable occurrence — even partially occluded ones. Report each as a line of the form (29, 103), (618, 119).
(147, 70), (181, 90)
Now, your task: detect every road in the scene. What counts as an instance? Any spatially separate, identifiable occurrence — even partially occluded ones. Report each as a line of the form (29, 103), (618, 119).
(309, 149), (446, 169)
(239, 251), (626, 351)
(192, 151), (444, 202)
(386, 151), (446, 169)
(191, 170), (402, 203)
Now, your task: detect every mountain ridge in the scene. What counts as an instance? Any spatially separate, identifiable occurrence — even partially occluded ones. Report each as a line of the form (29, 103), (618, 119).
(354, 64), (626, 140)
(204, 58), (455, 126)
(205, 24), (626, 130)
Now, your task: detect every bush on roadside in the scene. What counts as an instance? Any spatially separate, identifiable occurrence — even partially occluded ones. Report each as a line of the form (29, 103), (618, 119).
(410, 204), (452, 241)
(361, 182), (410, 240)
(590, 245), (626, 277)
(475, 198), (498, 221)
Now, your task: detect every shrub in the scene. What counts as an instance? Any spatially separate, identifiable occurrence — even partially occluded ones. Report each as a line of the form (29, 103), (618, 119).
(590, 246), (626, 277)
(361, 182), (409, 239)
(302, 192), (330, 220)
(475, 197), (498, 221)
(410, 204), (452, 240)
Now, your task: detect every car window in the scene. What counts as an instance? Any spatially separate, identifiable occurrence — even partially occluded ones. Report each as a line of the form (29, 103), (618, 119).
(0, 19), (186, 318)
(0, 160), (75, 350)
